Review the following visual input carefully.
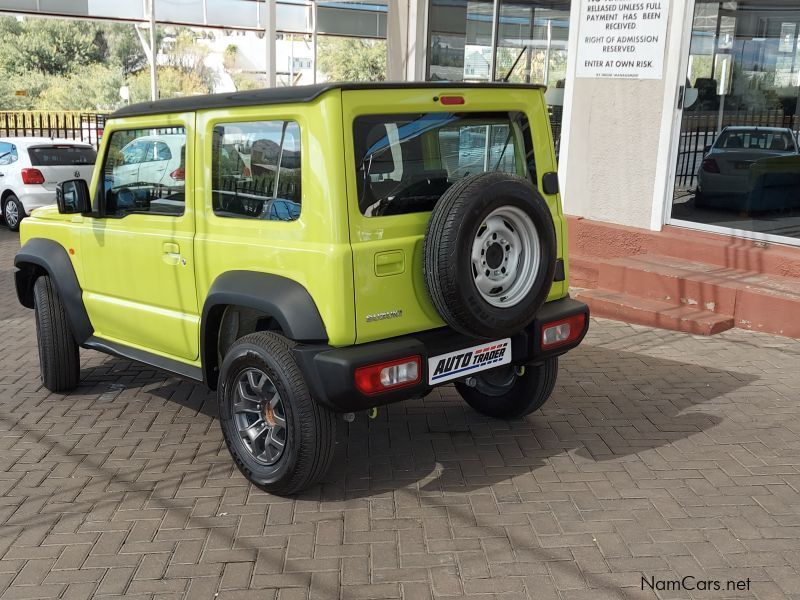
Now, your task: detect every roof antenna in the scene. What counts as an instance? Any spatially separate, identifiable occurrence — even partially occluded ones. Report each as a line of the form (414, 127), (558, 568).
(502, 48), (527, 82)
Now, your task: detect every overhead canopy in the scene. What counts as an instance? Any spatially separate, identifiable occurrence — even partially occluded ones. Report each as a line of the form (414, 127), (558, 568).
(0, 0), (387, 36)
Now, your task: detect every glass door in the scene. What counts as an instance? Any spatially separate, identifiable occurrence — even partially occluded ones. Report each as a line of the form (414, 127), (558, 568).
(669, 0), (800, 245)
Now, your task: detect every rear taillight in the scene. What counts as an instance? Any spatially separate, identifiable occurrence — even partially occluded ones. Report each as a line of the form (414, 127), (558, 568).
(541, 313), (587, 349)
(21, 168), (45, 185)
(242, 165), (251, 177)
(170, 167), (185, 181)
(701, 158), (720, 174)
(354, 356), (421, 395)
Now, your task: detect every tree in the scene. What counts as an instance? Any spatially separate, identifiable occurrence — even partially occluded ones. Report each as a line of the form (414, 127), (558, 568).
(0, 16), (103, 76)
(104, 23), (149, 77)
(127, 67), (210, 104)
(37, 64), (124, 111)
(317, 38), (386, 82)
(161, 28), (217, 91)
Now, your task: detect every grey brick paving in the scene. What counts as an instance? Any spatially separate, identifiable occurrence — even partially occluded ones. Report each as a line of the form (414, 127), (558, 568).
(1, 227), (800, 599)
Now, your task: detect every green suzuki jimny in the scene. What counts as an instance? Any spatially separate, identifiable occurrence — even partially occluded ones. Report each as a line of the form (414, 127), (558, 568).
(15, 83), (589, 494)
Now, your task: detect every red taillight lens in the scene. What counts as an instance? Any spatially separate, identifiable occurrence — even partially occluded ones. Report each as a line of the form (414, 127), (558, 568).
(170, 167), (185, 181)
(541, 313), (587, 349)
(701, 158), (720, 174)
(354, 356), (421, 395)
(439, 95), (465, 105)
(242, 165), (251, 177)
(21, 168), (45, 185)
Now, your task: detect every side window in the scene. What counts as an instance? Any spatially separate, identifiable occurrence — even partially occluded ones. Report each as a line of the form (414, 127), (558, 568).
(212, 120), (301, 221)
(121, 140), (148, 165)
(0, 142), (17, 166)
(102, 127), (186, 217)
(145, 141), (172, 162)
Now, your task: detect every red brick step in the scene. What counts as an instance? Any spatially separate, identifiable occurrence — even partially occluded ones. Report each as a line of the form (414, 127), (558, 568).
(576, 289), (735, 336)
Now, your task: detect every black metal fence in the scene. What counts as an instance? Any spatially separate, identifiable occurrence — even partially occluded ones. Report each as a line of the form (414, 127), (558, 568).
(674, 109), (800, 189)
(0, 111), (106, 148)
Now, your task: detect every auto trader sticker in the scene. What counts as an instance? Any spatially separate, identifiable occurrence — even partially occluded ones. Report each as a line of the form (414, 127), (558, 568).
(428, 338), (512, 385)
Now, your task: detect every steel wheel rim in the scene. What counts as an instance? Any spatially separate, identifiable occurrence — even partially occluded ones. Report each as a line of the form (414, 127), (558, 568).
(232, 367), (287, 466)
(5, 201), (18, 228)
(471, 206), (540, 308)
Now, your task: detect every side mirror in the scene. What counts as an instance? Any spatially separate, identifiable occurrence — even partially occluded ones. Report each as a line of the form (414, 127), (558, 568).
(542, 171), (560, 195)
(56, 179), (91, 214)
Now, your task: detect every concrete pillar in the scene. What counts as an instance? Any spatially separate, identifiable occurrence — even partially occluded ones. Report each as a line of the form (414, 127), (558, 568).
(387, 0), (428, 82)
(558, 0), (689, 232)
(265, 0), (276, 87)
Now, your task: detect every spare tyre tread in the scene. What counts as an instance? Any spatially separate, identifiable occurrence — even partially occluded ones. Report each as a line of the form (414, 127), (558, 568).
(423, 172), (557, 339)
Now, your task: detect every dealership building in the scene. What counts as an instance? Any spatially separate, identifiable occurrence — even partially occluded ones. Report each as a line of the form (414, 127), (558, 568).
(3, 0), (800, 337)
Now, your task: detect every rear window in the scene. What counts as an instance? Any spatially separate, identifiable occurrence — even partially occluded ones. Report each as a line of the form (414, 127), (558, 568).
(353, 112), (535, 217)
(28, 145), (96, 166)
(716, 130), (796, 152)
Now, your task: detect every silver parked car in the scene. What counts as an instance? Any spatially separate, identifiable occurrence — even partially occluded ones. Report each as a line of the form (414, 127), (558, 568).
(695, 126), (799, 210)
(0, 138), (96, 231)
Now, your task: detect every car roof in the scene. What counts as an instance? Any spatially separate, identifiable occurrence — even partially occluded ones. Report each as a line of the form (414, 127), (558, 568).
(721, 126), (794, 133)
(110, 82), (546, 119)
(0, 137), (93, 147)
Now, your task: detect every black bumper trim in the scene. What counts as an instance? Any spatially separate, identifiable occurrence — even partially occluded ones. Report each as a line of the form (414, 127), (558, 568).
(293, 297), (589, 413)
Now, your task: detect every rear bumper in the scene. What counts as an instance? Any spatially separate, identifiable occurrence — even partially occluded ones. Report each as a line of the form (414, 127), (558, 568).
(293, 297), (589, 412)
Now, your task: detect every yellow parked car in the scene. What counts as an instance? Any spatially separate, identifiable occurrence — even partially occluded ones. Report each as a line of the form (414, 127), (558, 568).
(14, 83), (589, 494)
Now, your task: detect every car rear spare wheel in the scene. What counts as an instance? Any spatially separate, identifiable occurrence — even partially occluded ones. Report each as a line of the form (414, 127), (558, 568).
(424, 172), (557, 339)
(218, 332), (336, 495)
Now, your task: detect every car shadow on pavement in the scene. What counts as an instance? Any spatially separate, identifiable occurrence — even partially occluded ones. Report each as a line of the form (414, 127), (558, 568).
(96, 341), (757, 500)
(312, 342), (755, 500)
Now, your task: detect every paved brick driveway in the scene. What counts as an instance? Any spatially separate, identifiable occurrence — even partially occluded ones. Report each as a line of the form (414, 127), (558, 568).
(1, 228), (800, 600)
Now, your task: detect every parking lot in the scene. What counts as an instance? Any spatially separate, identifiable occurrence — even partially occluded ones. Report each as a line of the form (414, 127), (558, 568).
(1, 227), (799, 600)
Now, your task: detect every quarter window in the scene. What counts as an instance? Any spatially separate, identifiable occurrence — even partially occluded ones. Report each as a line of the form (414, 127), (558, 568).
(211, 120), (301, 221)
(102, 128), (186, 217)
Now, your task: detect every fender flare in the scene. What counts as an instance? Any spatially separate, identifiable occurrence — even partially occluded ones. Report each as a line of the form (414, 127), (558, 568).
(201, 270), (328, 387)
(14, 238), (94, 344)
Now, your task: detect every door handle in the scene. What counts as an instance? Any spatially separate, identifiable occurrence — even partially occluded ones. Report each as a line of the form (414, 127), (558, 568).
(163, 242), (181, 265)
(163, 242), (180, 254)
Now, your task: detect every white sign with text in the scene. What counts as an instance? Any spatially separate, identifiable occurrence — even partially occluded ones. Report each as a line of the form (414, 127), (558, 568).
(576, 0), (669, 80)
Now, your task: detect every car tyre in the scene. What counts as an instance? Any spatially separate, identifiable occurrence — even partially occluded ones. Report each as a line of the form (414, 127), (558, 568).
(455, 358), (558, 419)
(218, 332), (336, 495)
(33, 275), (80, 393)
(424, 172), (557, 339)
(4, 195), (25, 231)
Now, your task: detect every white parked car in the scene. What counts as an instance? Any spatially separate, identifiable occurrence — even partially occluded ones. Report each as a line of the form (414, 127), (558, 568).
(0, 137), (96, 231)
(112, 134), (185, 189)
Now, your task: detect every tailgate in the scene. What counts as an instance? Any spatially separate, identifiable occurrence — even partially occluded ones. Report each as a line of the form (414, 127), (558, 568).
(341, 87), (566, 344)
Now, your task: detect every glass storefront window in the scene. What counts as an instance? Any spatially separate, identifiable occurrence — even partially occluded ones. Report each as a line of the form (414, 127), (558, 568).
(672, 0), (800, 243)
(426, 0), (570, 155)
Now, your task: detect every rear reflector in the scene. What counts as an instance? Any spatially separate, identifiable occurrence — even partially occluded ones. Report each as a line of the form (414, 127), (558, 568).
(541, 313), (587, 349)
(439, 95), (465, 105)
(354, 356), (421, 395)
(21, 168), (45, 185)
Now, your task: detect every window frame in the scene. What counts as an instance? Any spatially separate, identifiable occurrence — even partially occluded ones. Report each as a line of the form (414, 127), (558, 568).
(95, 125), (188, 219)
(209, 118), (303, 222)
